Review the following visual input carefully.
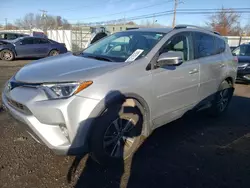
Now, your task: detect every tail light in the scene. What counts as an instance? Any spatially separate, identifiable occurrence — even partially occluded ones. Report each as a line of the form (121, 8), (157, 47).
(233, 56), (238, 63)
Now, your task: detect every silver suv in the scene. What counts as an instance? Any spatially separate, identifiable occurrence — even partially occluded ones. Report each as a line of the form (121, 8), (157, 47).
(2, 25), (237, 164)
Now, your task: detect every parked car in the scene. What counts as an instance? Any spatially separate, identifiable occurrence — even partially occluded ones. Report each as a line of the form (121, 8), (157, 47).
(0, 36), (67, 61)
(0, 32), (29, 40)
(232, 43), (250, 83)
(2, 25), (237, 164)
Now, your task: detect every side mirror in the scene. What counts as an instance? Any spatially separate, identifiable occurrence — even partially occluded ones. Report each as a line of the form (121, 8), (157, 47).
(157, 51), (184, 67)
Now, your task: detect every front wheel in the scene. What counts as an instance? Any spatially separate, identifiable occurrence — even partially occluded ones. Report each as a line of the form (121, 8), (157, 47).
(0, 50), (15, 61)
(89, 102), (143, 165)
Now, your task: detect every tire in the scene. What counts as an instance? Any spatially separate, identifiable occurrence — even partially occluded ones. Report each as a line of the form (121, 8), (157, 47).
(49, 50), (59, 56)
(209, 80), (234, 117)
(89, 100), (143, 165)
(0, 49), (14, 61)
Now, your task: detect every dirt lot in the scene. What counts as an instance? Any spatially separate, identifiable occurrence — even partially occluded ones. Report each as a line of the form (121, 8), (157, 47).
(1, 59), (250, 188)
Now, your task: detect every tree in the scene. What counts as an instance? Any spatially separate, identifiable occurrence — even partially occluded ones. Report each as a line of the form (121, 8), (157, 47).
(5, 23), (19, 30)
(207, 8), (241, 36)
(139, 19), (166, 28)
(15, 13), (72, 30)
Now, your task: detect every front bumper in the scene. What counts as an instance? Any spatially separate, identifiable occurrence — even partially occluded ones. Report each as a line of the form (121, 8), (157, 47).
(2, 85), (100, 155)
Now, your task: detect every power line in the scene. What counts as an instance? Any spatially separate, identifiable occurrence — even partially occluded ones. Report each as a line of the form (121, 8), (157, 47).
(66, 0), (174, 21)
(80, 8), (250, 25)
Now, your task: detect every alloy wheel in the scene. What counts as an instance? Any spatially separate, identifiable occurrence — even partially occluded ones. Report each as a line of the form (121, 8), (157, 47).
(3, 51), (12, 60)
(217, 89), (229, 112)
(103, 118), (135, 158)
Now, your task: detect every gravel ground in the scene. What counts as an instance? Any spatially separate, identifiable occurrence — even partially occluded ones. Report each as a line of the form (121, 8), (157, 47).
(1, 59), (250, 188)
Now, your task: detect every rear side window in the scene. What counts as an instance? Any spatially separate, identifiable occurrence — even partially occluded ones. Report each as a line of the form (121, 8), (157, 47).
(33, 38), (41, 44)
(215, 37), (226, 54)
(194, 32), (215, 58)
(39, 38), (49, 44)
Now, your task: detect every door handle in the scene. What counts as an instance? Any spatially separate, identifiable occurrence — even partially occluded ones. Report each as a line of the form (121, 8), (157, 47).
(189, 68), (199, 74)
(219, 63), (225, 68)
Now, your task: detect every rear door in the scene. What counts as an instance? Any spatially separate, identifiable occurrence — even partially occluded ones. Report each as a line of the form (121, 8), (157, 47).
(33, 38), (51, 57)
(194, 32), (226, 101)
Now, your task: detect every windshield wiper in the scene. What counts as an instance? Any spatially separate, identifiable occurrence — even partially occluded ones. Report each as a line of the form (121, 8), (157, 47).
(83, 54), (114, 62)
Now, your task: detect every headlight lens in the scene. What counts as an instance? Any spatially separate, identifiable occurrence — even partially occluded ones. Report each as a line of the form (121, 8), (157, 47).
(42, 81), (93, 99)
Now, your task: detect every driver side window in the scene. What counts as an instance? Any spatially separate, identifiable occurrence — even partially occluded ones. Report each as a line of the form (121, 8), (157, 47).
(160, 32), (193, 61)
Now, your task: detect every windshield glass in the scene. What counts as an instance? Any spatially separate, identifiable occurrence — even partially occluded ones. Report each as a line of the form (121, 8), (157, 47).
(82, 31), (165, 62)
(233, 45), (250, 56)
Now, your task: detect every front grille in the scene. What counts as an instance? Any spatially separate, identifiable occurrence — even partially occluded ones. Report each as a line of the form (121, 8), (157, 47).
(7, 97), (31, 115)
(238, 66), (246, 70)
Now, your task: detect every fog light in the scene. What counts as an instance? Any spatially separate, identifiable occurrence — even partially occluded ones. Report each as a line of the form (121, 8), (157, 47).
(59, 124), (69, 140)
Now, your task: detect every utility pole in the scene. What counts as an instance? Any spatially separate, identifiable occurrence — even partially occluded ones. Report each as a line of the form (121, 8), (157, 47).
(39, 9), (48, 32)
(172, 0), (178, 28)
(5, 18), (7, 29)
(153, 14), (155, 27)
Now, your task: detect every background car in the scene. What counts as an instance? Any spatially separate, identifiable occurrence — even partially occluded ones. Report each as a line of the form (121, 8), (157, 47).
(0, 36), (67, 61)
(232, 43), (250, 83)
(0, 32), (29, 40)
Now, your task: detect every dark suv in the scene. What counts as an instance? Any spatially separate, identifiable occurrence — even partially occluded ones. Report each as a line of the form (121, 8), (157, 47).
(232, 43), (250, 83)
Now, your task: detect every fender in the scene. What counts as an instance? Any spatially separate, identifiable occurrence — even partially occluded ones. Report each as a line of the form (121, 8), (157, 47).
(88, 91), (152, 137)
(68, 91), (152, 155)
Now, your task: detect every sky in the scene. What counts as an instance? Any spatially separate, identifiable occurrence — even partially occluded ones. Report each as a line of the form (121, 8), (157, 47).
(0, 0), (250, 26)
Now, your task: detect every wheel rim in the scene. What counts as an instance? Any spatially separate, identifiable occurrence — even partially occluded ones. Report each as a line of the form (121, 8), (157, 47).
(217, 89), (229, 112)
(3, 51), (12, 60)
(51, 51), (58, 56)
(103, 118), (135, 158)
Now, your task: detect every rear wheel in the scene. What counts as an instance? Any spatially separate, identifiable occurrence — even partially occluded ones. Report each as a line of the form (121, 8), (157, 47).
(49, 50), (59, 56)
(209, 80), (234, 116)
(0, 50), (14, 61)
(90, 100), (143, 165)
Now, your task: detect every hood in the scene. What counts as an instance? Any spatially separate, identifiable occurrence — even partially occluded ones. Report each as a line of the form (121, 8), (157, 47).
(15, 53), (124, 83)
(237, 56), (250, 64)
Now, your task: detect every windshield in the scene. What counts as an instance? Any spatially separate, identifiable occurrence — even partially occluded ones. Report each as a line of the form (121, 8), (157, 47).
(82, 31), (165, 62)
(233, 45), (250, 56)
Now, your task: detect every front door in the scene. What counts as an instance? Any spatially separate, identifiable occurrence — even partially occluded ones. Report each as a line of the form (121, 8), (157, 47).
(151, 32), (200, 128)
(15, 37), (38, 57)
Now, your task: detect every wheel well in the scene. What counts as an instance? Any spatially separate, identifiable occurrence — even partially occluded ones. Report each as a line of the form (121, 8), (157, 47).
(49, 49), (59, 54)
(121, 97), (151, 137)
(225, 77), (234, 86)
(0, 48), (16, 57)
(99, 94), (151, 137)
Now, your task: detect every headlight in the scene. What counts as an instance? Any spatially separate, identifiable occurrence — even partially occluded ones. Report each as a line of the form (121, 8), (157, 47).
(238, 63), (249, 69)
(42, 81), (93, 99)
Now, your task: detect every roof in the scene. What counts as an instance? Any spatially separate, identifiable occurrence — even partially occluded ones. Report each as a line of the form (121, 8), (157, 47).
(0, 32), (28, 35)
(124, 27), (173, 33)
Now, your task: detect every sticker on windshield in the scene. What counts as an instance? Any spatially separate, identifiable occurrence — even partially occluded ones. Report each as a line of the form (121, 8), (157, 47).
(125, 49), (144, 62)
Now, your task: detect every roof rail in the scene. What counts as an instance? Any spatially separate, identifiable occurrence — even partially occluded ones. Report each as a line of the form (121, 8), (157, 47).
(174, 24), (221, 35)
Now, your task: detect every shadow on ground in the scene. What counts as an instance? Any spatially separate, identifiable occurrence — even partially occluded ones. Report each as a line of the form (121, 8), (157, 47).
(68, 95), (250, 188)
